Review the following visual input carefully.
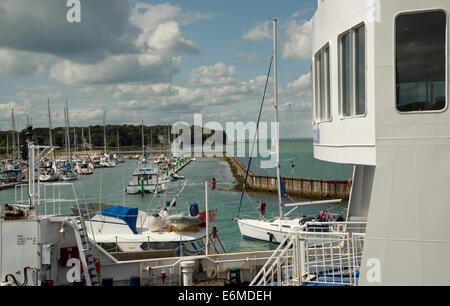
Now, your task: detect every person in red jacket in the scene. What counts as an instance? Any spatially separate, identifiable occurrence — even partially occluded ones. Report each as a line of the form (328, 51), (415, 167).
(258, 200), (266, 220)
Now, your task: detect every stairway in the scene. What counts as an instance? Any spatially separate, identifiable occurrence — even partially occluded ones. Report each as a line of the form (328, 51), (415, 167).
(66, 216), (99, 286)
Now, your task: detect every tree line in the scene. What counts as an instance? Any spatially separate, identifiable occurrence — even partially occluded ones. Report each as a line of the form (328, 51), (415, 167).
(0, 124), (227, 156)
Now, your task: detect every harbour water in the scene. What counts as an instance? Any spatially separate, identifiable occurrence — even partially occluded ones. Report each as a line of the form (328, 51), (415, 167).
(235, 139), (354, 180)
(0, 139), (352, 253)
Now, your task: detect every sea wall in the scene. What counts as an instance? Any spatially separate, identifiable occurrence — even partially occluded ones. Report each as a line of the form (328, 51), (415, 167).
(226, 157), (350, 200)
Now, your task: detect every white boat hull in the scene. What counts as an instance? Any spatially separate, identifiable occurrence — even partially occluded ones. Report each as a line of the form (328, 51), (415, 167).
(125, 183), (166, 194)
(60, 174), (78, 181)
(237, 218), (340, 247)
(40, 174), (59, 182)
(237, 219), (292, 243)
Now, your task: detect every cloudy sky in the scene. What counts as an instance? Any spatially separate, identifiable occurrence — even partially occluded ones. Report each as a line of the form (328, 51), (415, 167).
(0, 0), (316, 139)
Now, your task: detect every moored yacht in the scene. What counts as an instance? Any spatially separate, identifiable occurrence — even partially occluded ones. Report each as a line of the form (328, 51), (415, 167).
(125, 165), (169, 195)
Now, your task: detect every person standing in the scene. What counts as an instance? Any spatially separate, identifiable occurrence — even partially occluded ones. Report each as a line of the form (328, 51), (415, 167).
(258, 200), (266, 220)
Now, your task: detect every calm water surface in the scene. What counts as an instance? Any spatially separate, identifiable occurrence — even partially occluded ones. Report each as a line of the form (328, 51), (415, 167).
(0, 140), (351, 253)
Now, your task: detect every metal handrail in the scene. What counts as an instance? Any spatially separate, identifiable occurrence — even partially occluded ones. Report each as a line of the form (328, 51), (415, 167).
(250, 233), (294, 286)
(249, 221), (367, 287)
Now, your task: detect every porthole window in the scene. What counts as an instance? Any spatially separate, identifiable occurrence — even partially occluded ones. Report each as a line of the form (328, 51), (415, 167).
(396, 11), (447, 112)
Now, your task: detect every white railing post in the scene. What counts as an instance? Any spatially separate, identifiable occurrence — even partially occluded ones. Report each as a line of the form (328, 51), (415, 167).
(299, 236), (306, 285)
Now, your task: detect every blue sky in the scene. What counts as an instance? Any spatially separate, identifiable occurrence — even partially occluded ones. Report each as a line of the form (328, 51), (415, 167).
(0, 0), (316, 139)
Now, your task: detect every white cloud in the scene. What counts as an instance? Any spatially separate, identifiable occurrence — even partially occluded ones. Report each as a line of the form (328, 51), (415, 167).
(0, 100), (33, 127)
(189, 62), (237, 86)
(243, 17), (312, 60)
(0, 49), (44, 76)
(243, 21), (272, 41)
(285, 72), (312, 96)
(46, 3), (205, 85)
(282, 18), (312, 60)
(49, 53), (182, 85)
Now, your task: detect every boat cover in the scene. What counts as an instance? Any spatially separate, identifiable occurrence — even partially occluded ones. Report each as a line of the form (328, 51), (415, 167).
(101, 205), (138, 234)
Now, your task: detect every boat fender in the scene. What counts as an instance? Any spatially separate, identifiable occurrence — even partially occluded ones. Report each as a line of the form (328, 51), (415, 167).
(267, 232), (274, 243)
(189, 202), (199, 217)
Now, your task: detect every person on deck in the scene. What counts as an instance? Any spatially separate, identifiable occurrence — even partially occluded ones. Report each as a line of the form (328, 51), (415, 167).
(319, 209), (329, 222)
(258, 200), (266, 220)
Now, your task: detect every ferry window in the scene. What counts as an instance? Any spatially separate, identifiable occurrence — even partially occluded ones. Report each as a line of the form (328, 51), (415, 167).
(314, 44), (331, 122)
(341, 32), (352, 117)
(324, 47), (331, 120)
(355, 26), (366, 115)
(314, 53), (322, 121)
(396, 11), (447, 112)
(339, 25), (366, 117)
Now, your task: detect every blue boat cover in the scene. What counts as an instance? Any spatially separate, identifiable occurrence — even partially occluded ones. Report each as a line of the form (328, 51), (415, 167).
(101, 206), (138, 234)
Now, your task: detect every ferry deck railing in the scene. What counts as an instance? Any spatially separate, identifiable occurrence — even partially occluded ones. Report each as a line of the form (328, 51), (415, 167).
(250, 221), (367, 286)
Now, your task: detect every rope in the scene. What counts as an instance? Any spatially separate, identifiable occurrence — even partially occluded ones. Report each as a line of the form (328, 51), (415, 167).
(236, 56), (273, 217)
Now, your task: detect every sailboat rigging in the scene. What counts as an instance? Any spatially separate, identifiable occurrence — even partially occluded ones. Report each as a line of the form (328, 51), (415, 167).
(235, 18), (304, 243)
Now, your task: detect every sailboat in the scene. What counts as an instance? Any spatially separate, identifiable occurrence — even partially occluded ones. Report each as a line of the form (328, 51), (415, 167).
(60, 100), (79, 181)
(39, 99), (59, 182)
(40, 99), (60, 182)
(139, 120), (149, 164)
(115, 129), (125, 163)
(99, 110), (116, 168)
(235, 19), (341, 244)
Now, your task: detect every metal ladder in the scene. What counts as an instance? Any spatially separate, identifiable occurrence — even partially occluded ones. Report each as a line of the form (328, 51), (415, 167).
(67, 216), (99, 286)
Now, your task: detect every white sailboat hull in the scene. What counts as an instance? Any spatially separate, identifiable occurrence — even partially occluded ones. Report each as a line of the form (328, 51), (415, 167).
(238, 218), (342, 247)
(40, 173), (59, 182)
(237, 219), (294, 243)
(60, 173), (78, 181)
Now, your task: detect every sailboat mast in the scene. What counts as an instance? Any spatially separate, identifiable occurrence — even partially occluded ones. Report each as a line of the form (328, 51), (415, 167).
(73, 128), (76, 157)
(66, 100), (72, 164)
(64, 107), (67, 159)
(17, 126), (20, 161)
(116, 129), (120, 153)
(273, 18), (283, 219)
(88, 126), (93, 156)
(103, 110), (107, 155)
(11, 109), (16, 160)
(81, 128), (85, 152)
(48, 98), (55, 159)
(141, 120), (145, 157)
